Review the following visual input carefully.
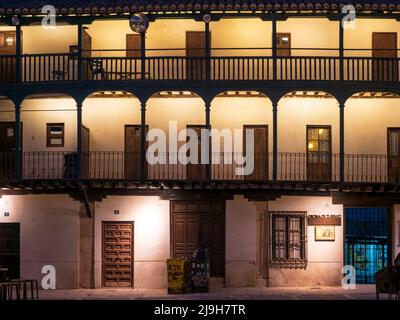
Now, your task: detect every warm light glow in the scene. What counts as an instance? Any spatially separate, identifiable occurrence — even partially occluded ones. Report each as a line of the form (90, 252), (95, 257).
(319, 129), (324, 135)
(308, 142), (314, 150)
(5, 36), (14, 46)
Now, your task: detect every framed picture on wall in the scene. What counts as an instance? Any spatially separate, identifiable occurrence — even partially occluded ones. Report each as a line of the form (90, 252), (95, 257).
(315, 226), (335, 241)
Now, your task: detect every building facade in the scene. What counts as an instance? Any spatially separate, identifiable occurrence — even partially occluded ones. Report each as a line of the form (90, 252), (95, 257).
(0, 0), (400, 289)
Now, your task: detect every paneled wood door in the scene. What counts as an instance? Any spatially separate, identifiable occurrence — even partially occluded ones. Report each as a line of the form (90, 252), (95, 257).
(0, 223), (20, 279)
(388, 128), (400, 183)
(186, 31), (210, 80)
(81, 125), (90, 178)
(0, 122), (22, 180)
(307, 126), (332, 181)
(276, 33), (291, 57)
(186, 125), (208, 180)
(126, 34), (141, 58)
(81, 29), (92, 80)
(102, 221), (134, 287)
(244, 125), (268, 180)
(171, 201), (225, 277)
(372, 32), (398, 81)
(124, 125), (147, 180)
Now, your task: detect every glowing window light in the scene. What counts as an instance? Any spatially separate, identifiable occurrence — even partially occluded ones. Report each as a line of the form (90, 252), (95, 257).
(5, 36), (14, 46)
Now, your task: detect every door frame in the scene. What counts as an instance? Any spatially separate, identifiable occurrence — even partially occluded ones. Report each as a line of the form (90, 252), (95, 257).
(0, 222), (20, 279)
(186, 124), (210, 180)
(343, 206), (393, 280)
(306, 125), (332, 181)
(243, 124), (269, 180)
(0, 121), (23, 179)
(124, 124), (148, 179)
(101, 221), (134, 288)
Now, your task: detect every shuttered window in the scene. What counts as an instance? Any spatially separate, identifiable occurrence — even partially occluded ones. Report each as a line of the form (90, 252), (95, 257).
(270, 211), (307, 269)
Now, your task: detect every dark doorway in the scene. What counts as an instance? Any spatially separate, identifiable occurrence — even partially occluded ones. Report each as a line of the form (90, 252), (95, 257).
(372, 32), (398, 81)
(0, 223), (20, 279)
(307, 125), (332, 181)
(0, 121), (22, 180)
(102, 221), (134, 287)
(243, 125), (268, 180)
(344, 208), (390, 284)
(388, 128), (400, 183)
(0, 31), (17, 83)
(170, 201), (225, 277)
(186, 31), (210, 80)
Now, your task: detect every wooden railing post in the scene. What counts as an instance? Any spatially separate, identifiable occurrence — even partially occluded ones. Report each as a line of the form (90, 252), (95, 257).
(141, 32), (146, 80)
(76, 102), (83, 179)
(272, 17), (277, 81)
(205, 20), (211, 81)
(15, 24), (22, 83)
(272, 102), (278, 181)
(77, 23), (83, 81)
(205, 102), (211, 180)
(14, 104), (22, 180)
(140, 101), (147, 180)
(339, 103), (345, 185)
(339, 20), (344, 81)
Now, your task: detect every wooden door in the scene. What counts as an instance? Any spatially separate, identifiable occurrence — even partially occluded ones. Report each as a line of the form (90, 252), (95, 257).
(307, 126), (332, 181)
(102, 221), (134, 287)
(171, 201), (225, 277)
(125, 125), (147, 180)
(276, 33), (291, 57)
(186, 31), (210, 80)
(0, 31), (17, 83)
(372, 32), (397, 81)
(81, 125), (90, 178)
(244, 125), (268, 180)
(186, 125), (207, 180)
(126, 34), (141, 58)
(0, 122), (21, 180)
(0, 223), (20, 279)
(388, 128), (400, 183)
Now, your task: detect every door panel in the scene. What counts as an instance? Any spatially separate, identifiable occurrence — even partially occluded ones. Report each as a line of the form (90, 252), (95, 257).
(124, 125), (147, 180)
(186, 125), (208, 180)
(388, 128), (400, 182)
(81, 125), (90, 178)
(0, 122), (22, 180)
(102, 222), (134, 287)
(372, 32), (397, 81)
(186, 31), (210, 80)
(244, 125), (268, 180)
(276, 33), (291, 57)
(0, 223), (20, 279)
(307, 126), (332, 181)
(126, 34), (141, 58)
(171, 201), (225, 277)
(81, 30), (92, 80)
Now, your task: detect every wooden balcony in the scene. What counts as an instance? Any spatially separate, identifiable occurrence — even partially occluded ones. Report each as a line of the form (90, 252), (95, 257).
(1, 51), (400, 84)
(0, 151), (397, 185)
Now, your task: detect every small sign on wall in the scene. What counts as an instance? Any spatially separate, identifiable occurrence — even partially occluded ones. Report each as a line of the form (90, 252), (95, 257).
(308, 215), (341, 226)
(315, 226), (335, 241)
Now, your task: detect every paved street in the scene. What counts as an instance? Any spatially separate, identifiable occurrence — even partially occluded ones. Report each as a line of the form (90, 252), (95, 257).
(38, 285), (380, 300)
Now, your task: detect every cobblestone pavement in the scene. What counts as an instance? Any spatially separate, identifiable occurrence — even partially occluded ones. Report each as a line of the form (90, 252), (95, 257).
(38, 285), (379, 300)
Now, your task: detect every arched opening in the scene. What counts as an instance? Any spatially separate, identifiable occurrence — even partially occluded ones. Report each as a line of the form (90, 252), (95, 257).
(82, 90), (141, 179)
(345, 91), (400, 183)
(211, 91), (272, 180)
(278, 91), (339, 182)
(146, 91), (205, 180)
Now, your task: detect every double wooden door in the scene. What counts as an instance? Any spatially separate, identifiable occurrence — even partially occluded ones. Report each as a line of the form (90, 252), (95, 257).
(0, 223), (20, 279)
(307, 126), (332, 181)
(372, 32), (398, 81)
(171, 201), (225, 277)
(102, 221), (134, 287)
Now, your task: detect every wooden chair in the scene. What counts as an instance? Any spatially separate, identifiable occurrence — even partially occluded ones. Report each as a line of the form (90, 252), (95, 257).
(88, 58), (107, 80)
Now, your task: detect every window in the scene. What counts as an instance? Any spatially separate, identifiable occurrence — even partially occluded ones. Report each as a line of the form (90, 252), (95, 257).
(47, 123), (64, 147)
(270, 211), (307, 268)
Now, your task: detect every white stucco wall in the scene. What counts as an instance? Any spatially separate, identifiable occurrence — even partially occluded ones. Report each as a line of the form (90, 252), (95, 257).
(0, 194), (80, 289)
(93, 195), (170, 289)
(268, 196), (344, 287)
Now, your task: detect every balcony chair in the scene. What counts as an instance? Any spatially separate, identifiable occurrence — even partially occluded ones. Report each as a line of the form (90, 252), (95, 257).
(88, 58), (107, 80)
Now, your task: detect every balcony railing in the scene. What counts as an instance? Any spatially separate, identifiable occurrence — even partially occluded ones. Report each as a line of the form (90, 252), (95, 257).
(0, 151), (397, 184)
(1, 51), (400, 83)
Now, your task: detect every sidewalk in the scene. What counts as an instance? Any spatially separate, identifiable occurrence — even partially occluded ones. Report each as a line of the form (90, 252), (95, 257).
(38, 285), (378, 300)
